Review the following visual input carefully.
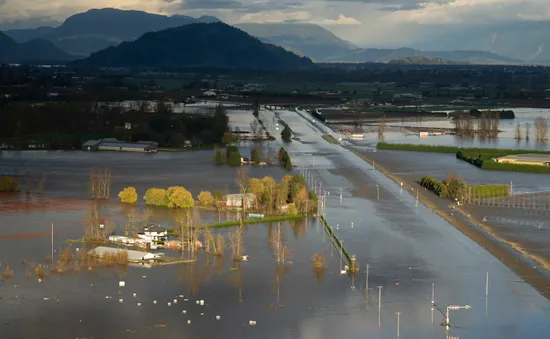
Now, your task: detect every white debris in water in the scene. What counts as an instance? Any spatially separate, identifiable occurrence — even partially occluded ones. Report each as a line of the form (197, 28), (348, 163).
(142, 276), (147, 278)
(216, 316), (220, 320)
(178, 295), (184, 298)
(119, 281), (125, 287)
(133, 293), (137, 297)
(119, 299), (123, 303)
(167, 302), (172, 307)
(249, 320), (257, 326)
(187, 320), (191, 324)
(200, 313), (204, 316)
(340, 270), (346, 275)
(43, 298), (49, 301)
(153, 300), (157, 304)
(196, 300), (200, 305)
(241, 255), (248, 261)
(38, 279), (42, 283)
(173, 299), (178, 304)
(184, 298), (189, 302)
(199, 300), (204, 306)
(182, 310), (187, 314)
(137, 303), (141, 307)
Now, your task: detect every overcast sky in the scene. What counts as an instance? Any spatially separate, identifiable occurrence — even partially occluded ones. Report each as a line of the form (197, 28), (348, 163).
(1, 0), (550, 46)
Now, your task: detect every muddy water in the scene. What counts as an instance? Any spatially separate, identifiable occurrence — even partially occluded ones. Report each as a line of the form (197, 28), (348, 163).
(2, 121), (550, 339)
(351, 108), (550, 150)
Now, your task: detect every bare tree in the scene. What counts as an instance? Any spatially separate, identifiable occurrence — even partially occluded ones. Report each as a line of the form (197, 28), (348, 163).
(535, 116), (549, 141)
(515, 122), (522, 140)
(89, 168), (112, 200)
(235, 167), (249, 218)
(378, 115), (386, 140)
(525, 122), (531, 141)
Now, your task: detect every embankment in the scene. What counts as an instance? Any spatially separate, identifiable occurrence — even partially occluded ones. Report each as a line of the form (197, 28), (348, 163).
(349, 148), (550, 299)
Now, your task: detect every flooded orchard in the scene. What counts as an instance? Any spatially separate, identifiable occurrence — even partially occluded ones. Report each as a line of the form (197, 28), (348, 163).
(2, 107), (550, 339)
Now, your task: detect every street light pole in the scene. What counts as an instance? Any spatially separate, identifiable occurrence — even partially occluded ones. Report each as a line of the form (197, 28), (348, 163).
(396, 312), (401, 337)
(365, 264), (369, 300)
(444, 305), (471, 328)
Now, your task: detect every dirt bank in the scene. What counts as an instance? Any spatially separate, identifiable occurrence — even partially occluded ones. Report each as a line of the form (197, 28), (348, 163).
(349, 148), (550, 299)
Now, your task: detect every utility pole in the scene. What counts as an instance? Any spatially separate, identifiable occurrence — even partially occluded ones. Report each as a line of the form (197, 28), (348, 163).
(377, 185), (380, 200)
(431, 282), (435, 305)
(396, 312), (401, 337)
(486, 272), (489, 297)
(339, 240), (343, 272)
(377, 286), (383, 327)
(365, 264), (369, 300)
(51, 222), (54, 261)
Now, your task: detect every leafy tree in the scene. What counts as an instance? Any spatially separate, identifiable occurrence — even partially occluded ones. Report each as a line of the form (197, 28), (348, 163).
(227, 146), (241, 166)
(251, 147), (260, 164)
(221, 131), (236, 145)
(284, 156), (293, 171)
(247, 178), (264, 210)
(278, 147), (286, 162)
(286, 203), (298, 216)
(198, 191), (215, 206)
(281, 125), (292, 142)
(166, 186), (195, 208)
(144, 188), (168, 206)
(118, 186), (138, 204)
(0, 176), (19, 192)
(213, 189), (223, 201)
(261, 176), (276, 214)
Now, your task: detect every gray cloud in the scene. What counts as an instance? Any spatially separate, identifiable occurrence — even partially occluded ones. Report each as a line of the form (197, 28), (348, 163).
(181, 0), (243, 10)
(322, 0), (452, 11)
(179, 0), (303, 13)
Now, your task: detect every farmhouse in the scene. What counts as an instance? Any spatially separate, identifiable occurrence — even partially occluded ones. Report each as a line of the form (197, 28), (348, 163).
(494, 154), (550, 166)
(226, 193), (256, 209)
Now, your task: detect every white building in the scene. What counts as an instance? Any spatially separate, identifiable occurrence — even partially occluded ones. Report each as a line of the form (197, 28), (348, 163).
(226, 193), (256, 209)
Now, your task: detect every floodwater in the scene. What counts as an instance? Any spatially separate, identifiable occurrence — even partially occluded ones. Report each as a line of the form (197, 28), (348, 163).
(2, 108), (550, 339)
(351, 108), (550, 150)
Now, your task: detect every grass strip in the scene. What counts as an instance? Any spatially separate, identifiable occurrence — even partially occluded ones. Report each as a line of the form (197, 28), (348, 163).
(320, 216), (351, 263)
(322, 134), (340, 144)
(168, 214), (305, 235)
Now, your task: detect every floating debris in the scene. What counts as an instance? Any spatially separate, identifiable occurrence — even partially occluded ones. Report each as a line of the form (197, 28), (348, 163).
(196, 300), (200, 305)
(142, 276), (147, 279)
(249, 320), (257, 326)
(153, 300), (157, 304)
(119, 299), (124, 303)
(187, 320), (191, 324)
(241, 255), (248, 261)
(133, 293), (137, 297)
(173, 299), (178, 304)
(119, 281), (125, 287)
(216, 315), (220, 320)
(199, 300), (204, 306)
(137, 303), (141, 307)
(200, 313), (204, 316)
(43, 297), (50, 301)
(178, 295), (184, 298)
(182, 310), (187, 314)
(167, 302), (172, 307)
(184, 298), (188, 302)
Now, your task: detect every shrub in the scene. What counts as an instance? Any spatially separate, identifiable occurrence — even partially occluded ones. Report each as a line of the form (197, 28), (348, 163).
(118, 187), (138, 204)
(144, 188), (168, 206)
(0, 176), (19, 192)
(420, 176), (449, 198)
(377, 143), (458, 153)
(251, 148), (260, 164)
(286, 203), (298, 216)
(281, 125), (292, 142)
(226, 146), (241, 166)
(197, 191), (214, 206)
(166, 186), (194, 208)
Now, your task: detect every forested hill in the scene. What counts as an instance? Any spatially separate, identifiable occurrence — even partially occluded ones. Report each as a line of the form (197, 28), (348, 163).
(76, 22), (313, 70)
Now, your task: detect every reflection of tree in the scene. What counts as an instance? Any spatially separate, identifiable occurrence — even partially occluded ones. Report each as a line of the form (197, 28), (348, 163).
(291, 219), (306, 239)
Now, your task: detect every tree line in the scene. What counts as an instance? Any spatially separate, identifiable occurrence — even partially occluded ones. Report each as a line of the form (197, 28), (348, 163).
(0, 100), (229, 149)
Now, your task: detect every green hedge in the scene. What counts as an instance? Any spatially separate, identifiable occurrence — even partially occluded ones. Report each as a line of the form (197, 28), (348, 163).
(480, 161), (550, 173)
(420, 176), (449, 198)
(377, 143), (459, 153)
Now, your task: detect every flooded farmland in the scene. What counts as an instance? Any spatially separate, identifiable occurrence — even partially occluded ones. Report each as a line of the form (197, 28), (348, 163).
(2, 107), (550, 339)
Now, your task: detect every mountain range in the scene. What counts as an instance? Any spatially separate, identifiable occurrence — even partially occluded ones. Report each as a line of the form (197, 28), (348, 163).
(2, 7), (550, 66)
(0, 31), (74, 63)
(76, 22), (313, 69)
(4, 8), (220, 56)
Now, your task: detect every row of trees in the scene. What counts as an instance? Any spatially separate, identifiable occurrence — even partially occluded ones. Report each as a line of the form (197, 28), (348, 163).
(118, 173), (318, 216)
(278, 147), (293, 171)
(453, 111), (500, 138)
(0, 100), (230, 149)
(515, 118), (549, 142)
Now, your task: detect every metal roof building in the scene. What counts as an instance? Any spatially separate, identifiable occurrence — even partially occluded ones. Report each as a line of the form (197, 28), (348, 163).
(82, 139), (158, 153)
(88, 246), (165, 262)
